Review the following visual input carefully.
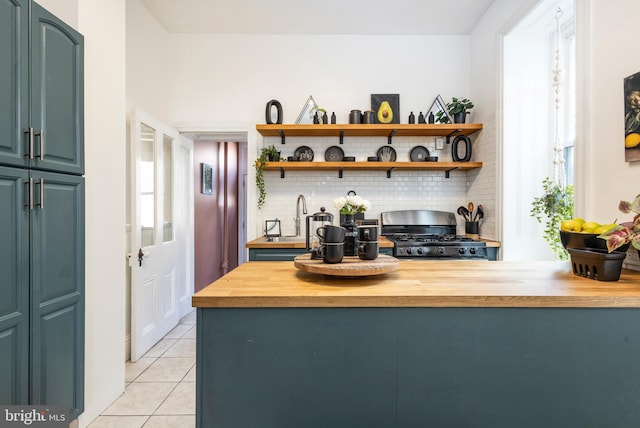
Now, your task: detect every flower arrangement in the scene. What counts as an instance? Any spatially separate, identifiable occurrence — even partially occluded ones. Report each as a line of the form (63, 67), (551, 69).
(333, 195), (371, 214)
(598, 193), (640, 252)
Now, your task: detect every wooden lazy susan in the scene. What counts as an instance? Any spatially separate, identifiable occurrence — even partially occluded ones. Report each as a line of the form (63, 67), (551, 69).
(294, 253), (399, 277)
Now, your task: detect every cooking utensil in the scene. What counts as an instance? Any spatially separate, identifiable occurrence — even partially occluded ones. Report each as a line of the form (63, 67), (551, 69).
(457, 206), (470, 221)
(467, 202), (474, 217)
(475, 205), (484, 222)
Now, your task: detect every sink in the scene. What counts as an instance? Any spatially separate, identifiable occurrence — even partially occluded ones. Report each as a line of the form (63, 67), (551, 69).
(264, 235), (305, 242)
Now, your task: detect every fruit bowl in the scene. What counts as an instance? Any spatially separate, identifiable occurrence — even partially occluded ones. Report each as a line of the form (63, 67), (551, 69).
(559, 230), (630, 253)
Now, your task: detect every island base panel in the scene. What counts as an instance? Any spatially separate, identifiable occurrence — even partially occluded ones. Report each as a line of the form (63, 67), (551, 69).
(196, 307), (640, 428)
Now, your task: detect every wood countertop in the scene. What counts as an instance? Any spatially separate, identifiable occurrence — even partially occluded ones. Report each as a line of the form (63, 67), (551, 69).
(245, 235), (500, 248)
(192, 260), (640, 309)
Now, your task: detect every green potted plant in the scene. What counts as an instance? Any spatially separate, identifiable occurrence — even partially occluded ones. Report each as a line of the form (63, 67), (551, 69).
(254, 145), (281, 208)
(530, 177), (574, 259)
(436, 97), (474, 124)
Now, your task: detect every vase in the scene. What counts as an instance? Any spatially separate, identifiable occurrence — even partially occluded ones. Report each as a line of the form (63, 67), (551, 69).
(341, 214), (358, 257)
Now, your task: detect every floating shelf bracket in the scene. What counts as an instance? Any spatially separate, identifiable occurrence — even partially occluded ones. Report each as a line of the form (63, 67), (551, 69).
(339, 130), (345, 145)
(279, 167), (285, 178)
(278, 130), (286, 145)
(444, 167), (459, 178)
(386, 167), (396, 178)
(338, 167), (344, 179)
(387, 129), (397, 145)
(445, 129), (463, 145)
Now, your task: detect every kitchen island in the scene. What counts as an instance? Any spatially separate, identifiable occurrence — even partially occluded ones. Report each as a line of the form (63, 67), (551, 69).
(193, 260), (640, 428)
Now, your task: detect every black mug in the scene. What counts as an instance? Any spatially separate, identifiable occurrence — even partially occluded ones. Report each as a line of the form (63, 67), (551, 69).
(357, 225), (379, 241)
(322, 243), (344, 264)
(317, 225), (346, 243)
(357, 241), (379, 260)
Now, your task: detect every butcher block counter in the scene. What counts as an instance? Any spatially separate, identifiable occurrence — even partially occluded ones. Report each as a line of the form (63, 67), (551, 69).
(193, 260), (640, 428)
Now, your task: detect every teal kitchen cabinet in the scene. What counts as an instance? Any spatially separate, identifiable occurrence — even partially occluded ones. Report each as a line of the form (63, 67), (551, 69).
(0, 167), (84, 419)
(0, 0), (84, 421)
(0, 0), (84, 175)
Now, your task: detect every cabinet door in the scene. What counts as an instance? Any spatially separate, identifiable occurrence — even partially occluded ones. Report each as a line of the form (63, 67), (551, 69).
(0, 166), (29, 404)
(0, 0), (29, 168)
(30, 171), (84, 419)
(30, 2), (84, 175)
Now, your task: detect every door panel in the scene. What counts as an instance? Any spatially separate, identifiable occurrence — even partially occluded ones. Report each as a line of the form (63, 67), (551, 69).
(30, 2), (84, 174)
(30, 170), (84, 419)
(130, 110), (183, 361)
(0, 166), (29, 404)
(0, 0), (28, 167)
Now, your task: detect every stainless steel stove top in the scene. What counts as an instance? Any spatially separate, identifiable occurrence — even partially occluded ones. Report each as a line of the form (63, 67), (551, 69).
(381, 210), (487, 259)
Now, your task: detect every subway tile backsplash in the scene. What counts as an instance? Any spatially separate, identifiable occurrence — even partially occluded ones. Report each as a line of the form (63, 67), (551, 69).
(256, 134), (495, 238)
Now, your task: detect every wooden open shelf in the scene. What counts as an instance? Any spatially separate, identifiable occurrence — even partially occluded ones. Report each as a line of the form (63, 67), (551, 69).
(263, 161), (482, 178)
(256, 123), (483, 144)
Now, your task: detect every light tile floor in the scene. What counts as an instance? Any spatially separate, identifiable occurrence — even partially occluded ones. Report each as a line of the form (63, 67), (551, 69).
(88, 311), (197, 428)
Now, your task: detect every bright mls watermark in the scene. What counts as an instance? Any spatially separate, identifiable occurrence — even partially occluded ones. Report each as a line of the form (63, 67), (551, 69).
(0, 406), (67, 427)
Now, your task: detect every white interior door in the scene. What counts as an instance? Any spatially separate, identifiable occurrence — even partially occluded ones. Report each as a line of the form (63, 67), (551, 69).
(130, 110), (189, 361)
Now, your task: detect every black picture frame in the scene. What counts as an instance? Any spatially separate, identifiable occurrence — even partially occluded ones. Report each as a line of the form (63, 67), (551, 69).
(201, 163), (213, 195)
(371, 94), (400, 124)
(624, 71), (640, 162)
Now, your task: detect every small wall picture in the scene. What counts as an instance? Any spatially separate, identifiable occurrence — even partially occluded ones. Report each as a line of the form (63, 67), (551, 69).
(371, 94), (400, 124)
(624, 72), (640, 162)
(201, 163), (213, 194)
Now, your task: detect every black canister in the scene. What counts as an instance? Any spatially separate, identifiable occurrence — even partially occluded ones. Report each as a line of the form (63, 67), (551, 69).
(408, 112), (415, 124)
(362, 110), (375, 124)
(349, 109), (362, 124)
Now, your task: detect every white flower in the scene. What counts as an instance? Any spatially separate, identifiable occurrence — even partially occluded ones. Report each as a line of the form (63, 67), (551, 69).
(333, 197), (347, 210)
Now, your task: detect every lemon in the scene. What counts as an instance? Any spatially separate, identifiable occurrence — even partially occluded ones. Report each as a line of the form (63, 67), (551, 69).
(594, 224), (616, 235)
(581, 221), (600, 233)
(625, 133), (640, 148)
(561, 220), (580, 232)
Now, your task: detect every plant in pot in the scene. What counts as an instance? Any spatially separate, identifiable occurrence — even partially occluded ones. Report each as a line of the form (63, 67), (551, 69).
(435, 97), (474, 124)
(530, 177), (574, 260)
(598, 193), (640, 253)
(254, 145), (281, 208)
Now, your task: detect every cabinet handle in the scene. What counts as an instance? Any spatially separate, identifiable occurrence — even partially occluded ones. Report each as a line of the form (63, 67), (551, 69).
(24, 128), (34, 159)
(35, 130), (44, 161)
(24, 178), (34, 210)
(35, 178), (44, 209)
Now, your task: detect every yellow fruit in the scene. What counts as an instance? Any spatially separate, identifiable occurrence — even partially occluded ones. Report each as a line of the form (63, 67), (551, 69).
(377, 101), (393, 124)
(594, 224), (617, 235)
(573, 218), (585, 227)
(581, 221), (600, 233)
(625, 133), (640, 149)
(561, 220), (580, 232)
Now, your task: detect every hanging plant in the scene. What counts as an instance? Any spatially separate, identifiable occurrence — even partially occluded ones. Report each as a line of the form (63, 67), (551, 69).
(530, 177), (574, 259)
(254, 145), (281, 208)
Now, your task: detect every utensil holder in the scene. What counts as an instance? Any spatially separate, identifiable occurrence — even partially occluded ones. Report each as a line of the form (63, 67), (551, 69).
(567, 247), (626, 281)
(465, 221), (479, 239)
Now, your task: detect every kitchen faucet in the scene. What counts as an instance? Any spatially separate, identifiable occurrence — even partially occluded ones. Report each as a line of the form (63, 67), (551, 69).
(294, 194), (308, 236)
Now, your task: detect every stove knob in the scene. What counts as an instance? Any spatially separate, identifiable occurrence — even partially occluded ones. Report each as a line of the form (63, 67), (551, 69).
(458, 248), (466, 255)
(406, 248), (412, 255)
(417, 247), (424, 254)
(469, 247), (477, 255)
(437, 247), (445, 256)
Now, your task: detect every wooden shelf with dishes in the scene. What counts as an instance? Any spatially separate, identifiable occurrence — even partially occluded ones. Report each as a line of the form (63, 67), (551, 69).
(262, 161), (483, 179)
(256, 123), (483, 178)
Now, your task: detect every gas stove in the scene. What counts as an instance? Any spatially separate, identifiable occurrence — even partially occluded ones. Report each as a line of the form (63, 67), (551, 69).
(381, 210), (487, 259)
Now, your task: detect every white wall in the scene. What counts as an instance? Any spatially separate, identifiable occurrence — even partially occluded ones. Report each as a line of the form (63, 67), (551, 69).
(586, 0), (640, 222)
(38, 0), (128, 426)
(166, 33), (480, 237)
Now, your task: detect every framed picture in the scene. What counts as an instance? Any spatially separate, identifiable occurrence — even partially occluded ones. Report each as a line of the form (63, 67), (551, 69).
(624, 72), (640, 162)
(201, 163), (213, 195)
(371, 94), (400, 124)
